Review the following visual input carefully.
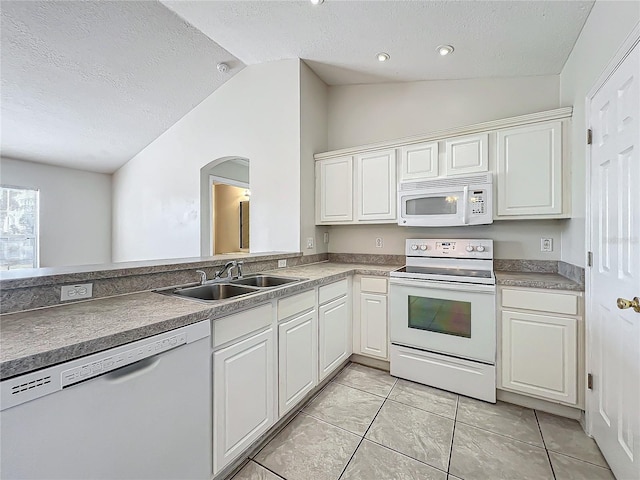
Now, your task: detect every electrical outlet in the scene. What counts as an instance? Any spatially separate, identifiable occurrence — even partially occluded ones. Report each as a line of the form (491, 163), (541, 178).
(541, 238), (553, 252)
(306, 237), (314, 249)
(61, 283), (93, 301)
(375, 237), (383, 248)
(278, 259), (287, 268)
(324, 232), (329, 244)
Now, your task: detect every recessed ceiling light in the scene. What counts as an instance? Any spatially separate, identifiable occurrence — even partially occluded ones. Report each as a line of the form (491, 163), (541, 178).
(377, 52), (390, 62)
(310, 0), (324, 5)
(437, 45), (454, 56)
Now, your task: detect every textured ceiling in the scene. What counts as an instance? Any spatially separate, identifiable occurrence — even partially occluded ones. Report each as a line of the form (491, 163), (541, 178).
(0, 1), (244, 173)
(163, 0), (594, 85)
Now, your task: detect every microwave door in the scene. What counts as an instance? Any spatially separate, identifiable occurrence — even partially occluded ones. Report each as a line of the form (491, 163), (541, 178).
(400, 190), (464, 226)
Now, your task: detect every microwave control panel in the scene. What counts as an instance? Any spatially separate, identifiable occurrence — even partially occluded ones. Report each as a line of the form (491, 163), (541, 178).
(469, 190), (486, 215)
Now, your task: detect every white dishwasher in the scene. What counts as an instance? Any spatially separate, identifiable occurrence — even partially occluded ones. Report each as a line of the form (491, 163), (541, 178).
(1, 320), (211, 480)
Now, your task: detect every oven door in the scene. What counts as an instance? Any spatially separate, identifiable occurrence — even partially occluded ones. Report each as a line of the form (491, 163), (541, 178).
(389, 278), (496, 364)
(398, 185), (468, 227)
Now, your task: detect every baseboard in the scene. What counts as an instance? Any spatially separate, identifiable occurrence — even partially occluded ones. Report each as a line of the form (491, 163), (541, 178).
(497, 389), (582, 420)
(350, 353), (390, 371)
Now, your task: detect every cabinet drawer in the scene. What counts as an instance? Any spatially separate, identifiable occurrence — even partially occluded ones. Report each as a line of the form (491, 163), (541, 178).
(213, 303), (273, 348)
(360, 277), (387, 294)
(501, 289), (578, 315)
(319, 279), (348, 305)
(278, 290), (315, 321)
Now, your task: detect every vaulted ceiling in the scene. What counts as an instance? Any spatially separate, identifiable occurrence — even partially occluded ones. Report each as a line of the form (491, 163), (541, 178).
(0, 0), (594, 173)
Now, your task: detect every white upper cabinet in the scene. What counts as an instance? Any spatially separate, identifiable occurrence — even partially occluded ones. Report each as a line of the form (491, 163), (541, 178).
(496, 121), (563, 217)
(444, 133), (489, 176)
(400, 142), (439, 181)
(316, 156), (353, 223)
(355, 149), (397, 221)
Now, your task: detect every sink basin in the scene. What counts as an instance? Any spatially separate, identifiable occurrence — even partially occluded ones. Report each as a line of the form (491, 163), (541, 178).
(229, 275), (303, 288)
(171, 283), (259, 301)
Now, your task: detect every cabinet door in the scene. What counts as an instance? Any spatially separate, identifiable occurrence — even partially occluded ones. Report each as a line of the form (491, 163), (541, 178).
(213, 328), (275, 474)
(278, 311), (317, 416)
(317, 156), (353, 223)
(355, 149), (397, 221)
(444, 133), (489, 176)
(360, 293), (388, 359)
(400, 142), (438, 181)
(501, 310), (577, 404)
(319, 296), (351, 381)
(497, 121), (562, 216)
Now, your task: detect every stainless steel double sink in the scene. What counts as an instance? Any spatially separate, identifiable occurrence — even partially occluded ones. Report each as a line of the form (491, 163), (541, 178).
(157, 274), (306, 302)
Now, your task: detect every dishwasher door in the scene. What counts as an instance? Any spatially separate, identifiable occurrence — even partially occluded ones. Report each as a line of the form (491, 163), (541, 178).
(1, 320), (211, 480)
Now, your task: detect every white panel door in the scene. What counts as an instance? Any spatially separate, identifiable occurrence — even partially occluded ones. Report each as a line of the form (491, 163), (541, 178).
(588, 40), (639, 480)
(444, 133), (489, 176)
(497, 121), (563, 216)
(355, 149), (397, 221)
(317, 156), (353, 223)
(400, 142), (439, 181)
(319, 296), (351, 381)
(360, 293), (388, 359)
(278, 310), (317, 416)
(501, 310), (577, 404)
(213, 328), (275, 474)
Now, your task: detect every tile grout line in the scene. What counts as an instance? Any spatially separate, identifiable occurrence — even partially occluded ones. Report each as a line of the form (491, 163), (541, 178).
(249, 460), (287, 480)
(385, 396), (458, 422)
(453, 417), (548, 449)
(535, 410), (557, 480)
(447, 395), (460, 475)
(335, 399), (386, 480)
(336, 375), (397, 480)
(363, 437), (450, 476)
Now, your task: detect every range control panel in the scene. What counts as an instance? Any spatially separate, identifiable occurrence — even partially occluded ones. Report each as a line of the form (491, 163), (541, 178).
(405, 239), (493, 259)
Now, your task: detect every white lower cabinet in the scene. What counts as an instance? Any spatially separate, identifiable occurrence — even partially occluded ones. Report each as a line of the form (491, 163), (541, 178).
(319, 295), (351, 381)
(278, 310), (317, 416)
(359, 292), (388, 359)
(499, 287), (582, 406)
(213, 327), (275, 474)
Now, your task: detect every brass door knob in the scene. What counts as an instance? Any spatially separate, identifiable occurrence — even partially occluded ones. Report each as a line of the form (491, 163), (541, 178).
(617, 297), (640, 313)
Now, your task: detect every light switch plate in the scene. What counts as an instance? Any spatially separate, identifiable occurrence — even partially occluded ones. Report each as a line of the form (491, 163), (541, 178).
(61, 283), (93, 301)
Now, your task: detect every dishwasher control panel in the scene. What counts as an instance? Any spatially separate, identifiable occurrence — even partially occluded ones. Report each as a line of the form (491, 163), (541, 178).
(61, 332), (187, 387)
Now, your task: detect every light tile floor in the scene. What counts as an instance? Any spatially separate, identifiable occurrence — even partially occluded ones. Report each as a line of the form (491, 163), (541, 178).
(231, 363), (615, 480)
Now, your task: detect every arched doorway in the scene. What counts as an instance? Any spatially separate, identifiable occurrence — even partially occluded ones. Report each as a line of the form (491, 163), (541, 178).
(200, 157), (250, 256)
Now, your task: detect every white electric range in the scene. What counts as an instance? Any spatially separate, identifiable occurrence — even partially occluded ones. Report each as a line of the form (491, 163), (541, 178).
(389, 238), (497, 402)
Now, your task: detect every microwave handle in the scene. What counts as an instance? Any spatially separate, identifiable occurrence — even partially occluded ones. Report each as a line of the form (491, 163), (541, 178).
(462, 186), (469, 224)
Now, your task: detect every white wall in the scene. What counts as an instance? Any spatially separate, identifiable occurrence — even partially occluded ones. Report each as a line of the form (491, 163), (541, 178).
(328, 76), (560, 150)
(329, 221), (564, 260)
(559, 1), (640, 268)
(300, 61), (329, 255)
(0, 157), (112, 267)
(112, 59), (301, 262)
(325, 75), (563, 258)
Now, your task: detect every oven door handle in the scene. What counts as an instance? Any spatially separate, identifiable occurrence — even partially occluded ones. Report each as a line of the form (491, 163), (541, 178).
(461, 186), (469, 225)
(390, 277), (496, 293)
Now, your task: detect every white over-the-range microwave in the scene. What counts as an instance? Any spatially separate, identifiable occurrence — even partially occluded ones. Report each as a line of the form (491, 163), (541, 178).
(397, 173), (493, 227)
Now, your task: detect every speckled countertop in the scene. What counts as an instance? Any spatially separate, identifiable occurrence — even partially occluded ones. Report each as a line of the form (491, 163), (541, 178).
(0, 262), (398, 380)
(495, 271), (584, 292)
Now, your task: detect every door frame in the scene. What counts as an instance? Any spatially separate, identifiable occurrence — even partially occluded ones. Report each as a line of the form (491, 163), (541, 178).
(584, 22), (640, 435)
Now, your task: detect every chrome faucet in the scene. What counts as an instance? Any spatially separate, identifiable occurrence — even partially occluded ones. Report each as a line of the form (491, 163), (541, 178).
(214, 260), (245, 280)
(196, 270), (208, 284)
(215, 261), (237, 279)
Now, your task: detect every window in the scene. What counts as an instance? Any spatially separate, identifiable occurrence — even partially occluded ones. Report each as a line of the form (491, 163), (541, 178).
(0, 186), (39, 270)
